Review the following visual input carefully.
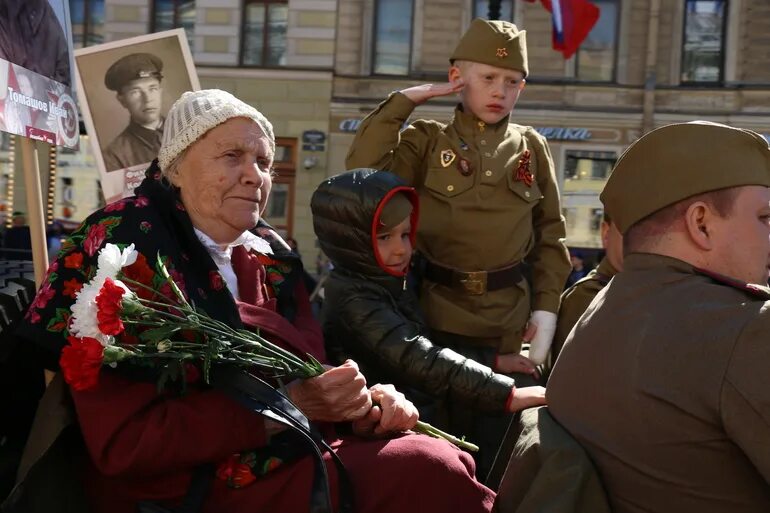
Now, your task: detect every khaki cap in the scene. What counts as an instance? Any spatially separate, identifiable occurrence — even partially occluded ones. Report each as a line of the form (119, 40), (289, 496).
(601, 121), (770, 234)
(105, 53), (164, 92)
(450, 18), (528, 77)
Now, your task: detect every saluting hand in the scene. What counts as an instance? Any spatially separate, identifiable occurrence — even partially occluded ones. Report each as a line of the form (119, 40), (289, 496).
(286, 359), (372, 422)
(400, 80), (465, 106)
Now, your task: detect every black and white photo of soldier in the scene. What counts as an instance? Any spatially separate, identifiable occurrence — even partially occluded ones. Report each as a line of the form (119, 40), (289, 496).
(0, 0), (71, 87)
(101, 53), (165, 172)
(73, 29), (198, 200)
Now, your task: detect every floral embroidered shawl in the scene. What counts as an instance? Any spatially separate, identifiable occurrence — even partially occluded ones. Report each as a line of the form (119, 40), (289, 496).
(17, 161), (314, 371)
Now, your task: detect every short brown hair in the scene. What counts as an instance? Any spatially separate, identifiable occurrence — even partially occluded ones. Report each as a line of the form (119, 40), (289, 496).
(624, 188), (738, 254)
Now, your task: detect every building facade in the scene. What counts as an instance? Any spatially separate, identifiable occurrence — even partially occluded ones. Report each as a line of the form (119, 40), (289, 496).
(331, 0), (770, 250)
(3, 0), (769, 266)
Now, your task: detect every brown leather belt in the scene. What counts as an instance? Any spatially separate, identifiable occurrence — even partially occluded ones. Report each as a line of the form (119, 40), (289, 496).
(423, 260), (523, 295)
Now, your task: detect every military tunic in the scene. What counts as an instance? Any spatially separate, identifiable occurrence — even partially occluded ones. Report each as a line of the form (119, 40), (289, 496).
(103, 120), (164, 172)
(551, 256), (616, 364)
(548, 253), (770, 513)
(346, 92), (570, 353)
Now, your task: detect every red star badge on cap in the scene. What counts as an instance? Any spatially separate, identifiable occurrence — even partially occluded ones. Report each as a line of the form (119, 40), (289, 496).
(496, 48), (508, 58)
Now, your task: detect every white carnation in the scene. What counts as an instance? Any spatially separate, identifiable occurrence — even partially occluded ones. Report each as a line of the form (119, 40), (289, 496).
(69, 244), (137, 346)
(96, 243), (138, 281)
(69, 275), (110, 345)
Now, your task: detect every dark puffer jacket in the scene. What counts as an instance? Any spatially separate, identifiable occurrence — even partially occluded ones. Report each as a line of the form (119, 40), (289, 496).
(311, 169), (514, 413)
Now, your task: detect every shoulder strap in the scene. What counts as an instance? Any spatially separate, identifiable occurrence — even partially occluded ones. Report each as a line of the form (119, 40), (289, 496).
(212, 367), (354, 513)
(694, 267), (770, 300)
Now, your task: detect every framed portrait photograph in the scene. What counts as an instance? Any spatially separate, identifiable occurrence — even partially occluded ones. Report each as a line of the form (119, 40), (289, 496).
(0, 0), (80, 149)
(74, 29), (199, 203)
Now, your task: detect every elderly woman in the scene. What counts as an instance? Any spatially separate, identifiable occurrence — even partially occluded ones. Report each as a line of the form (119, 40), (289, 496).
(14, 90), (494, 513)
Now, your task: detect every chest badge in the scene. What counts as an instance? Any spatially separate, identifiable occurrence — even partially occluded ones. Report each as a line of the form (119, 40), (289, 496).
(513, 149), (534, 187)
(457, 158), (473, 176)
(440, 149), (456, 168)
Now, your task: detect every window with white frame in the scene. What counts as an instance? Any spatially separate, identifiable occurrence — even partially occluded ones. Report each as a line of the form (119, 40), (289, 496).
(473, 0), (514, 21)
(574, 0), (619, 82)
(681, 0), (727, 83)
(372, 0), (414, 75)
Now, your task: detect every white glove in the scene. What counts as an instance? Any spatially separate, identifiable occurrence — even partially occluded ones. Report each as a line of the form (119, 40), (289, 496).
(526, 310), (557, 365)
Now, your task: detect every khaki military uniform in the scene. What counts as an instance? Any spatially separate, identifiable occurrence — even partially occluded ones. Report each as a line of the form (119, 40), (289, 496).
(551, 256), (616, 364)
(548, 253), (770, 513)
(346, 92), (570, 354)
(103, 119), (164, 172)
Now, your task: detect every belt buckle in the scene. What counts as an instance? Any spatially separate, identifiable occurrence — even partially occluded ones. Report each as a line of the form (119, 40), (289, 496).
(456, 271), (487, 295)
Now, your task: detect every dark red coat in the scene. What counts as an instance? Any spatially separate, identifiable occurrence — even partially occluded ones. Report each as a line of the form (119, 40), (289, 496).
(18, 166), (495, 513)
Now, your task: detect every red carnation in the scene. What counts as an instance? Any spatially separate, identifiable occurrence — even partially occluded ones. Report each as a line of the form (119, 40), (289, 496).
(60, 336), (104, 391)
(95, 278), (126, 336)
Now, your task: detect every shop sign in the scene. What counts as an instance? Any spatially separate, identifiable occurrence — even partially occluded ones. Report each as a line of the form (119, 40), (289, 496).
(339, 119), (363, 133)
(338, 118), (592, 142)
(535, 127), (592, 141)
(302, 129), (326, 151)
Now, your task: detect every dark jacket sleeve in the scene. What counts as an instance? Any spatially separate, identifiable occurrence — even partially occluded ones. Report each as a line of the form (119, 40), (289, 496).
(326, 280), (514, 413)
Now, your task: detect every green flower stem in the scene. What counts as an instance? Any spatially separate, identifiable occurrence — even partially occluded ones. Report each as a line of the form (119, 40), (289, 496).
(116, 267), (478, 452)
(120, 276), (311, 372)
(119, 276), (181, 309)
(413, 420), (479, 452)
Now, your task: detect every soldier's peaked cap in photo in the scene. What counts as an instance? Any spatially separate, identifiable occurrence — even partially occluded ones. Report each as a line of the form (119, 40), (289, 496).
(450, 18), (528, 77)
(105, 53), (164, 91)
(601, 121), (770, 234)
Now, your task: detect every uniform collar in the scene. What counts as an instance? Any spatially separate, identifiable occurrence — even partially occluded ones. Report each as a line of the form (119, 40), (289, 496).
(451, 104), (510, 139)
(596, 256), (618, 279)
(623, 252), (695, 272)
(128, 117), (165, 135)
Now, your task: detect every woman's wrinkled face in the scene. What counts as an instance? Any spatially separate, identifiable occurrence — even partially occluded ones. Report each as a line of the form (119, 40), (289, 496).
(171, 117), (274, 244)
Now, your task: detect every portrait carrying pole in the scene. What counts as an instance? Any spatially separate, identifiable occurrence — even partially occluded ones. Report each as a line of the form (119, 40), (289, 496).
(20, 138), (49, 286)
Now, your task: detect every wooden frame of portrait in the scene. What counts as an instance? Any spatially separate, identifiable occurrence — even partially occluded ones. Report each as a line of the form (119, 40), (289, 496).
(73, 29), (200, 205)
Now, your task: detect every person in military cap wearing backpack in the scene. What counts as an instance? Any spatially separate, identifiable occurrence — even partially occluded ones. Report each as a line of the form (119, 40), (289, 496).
(346, 18), (570, 479)
(548, 121), (770, 513)
(102, 53), (165, 172)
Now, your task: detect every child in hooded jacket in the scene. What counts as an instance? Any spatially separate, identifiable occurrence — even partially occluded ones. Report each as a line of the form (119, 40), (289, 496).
(311, 169), (546, 477)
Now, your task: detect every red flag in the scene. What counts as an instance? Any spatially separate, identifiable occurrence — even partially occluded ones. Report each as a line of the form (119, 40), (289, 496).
(525, 0), (600, 59)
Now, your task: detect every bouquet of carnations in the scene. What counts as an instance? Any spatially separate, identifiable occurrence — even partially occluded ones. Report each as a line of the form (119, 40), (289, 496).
(61, 243), (477, 452)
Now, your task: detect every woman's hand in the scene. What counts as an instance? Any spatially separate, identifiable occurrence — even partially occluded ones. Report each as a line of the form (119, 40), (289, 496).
(351, 384), (419, 437)
(285, 360), (372, 422)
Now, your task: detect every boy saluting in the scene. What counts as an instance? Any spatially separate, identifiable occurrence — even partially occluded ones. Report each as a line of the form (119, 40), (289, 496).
(346, 18), (570, 477)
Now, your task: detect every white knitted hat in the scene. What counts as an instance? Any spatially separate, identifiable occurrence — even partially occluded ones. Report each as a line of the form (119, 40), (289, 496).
(158, 89), (275, 171)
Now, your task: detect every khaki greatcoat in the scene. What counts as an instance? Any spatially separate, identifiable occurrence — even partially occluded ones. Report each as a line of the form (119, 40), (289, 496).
(548, 253), (770, 513)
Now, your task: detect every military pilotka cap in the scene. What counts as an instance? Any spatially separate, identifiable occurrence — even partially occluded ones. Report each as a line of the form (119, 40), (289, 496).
(105, 53), (164, 91)
(601, 121), (770, 234)
(450, 18), (528, 77)
(378, 192), (413, 232)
